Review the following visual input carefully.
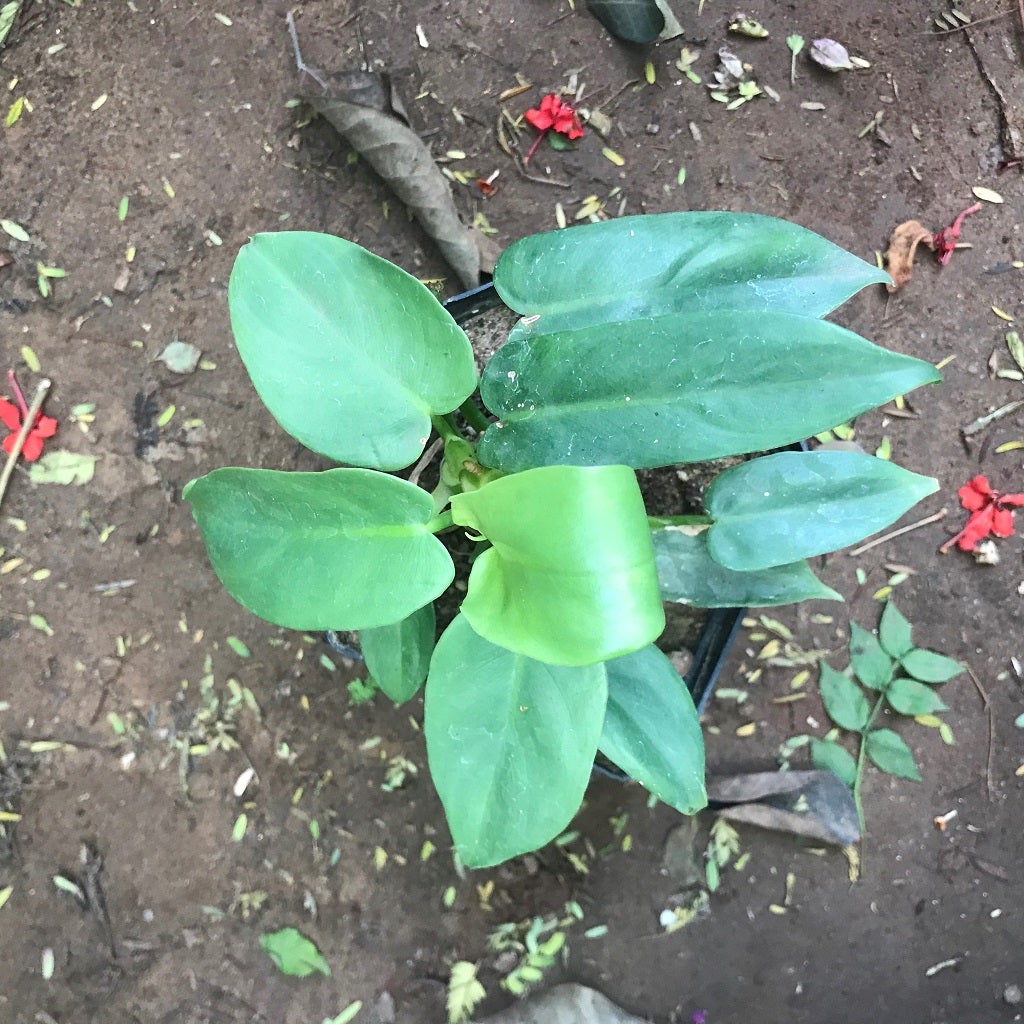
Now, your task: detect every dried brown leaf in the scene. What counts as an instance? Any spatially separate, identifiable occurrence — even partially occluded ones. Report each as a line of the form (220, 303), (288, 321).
(883, 220), (934, 292)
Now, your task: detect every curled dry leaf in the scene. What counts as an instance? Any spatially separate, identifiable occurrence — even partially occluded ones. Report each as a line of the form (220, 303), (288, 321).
(883, 220), (934, 292)
(810, 38), (854, 71)
(306, 71), (489, 290)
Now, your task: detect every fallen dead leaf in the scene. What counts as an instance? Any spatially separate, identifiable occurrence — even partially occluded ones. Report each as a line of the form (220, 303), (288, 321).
(884, 220), (934, 292)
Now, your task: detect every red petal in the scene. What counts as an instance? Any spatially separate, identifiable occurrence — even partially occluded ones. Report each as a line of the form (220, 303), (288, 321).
(0, 398), (21, 432)
(32, 413), (58, 439)
(524, 107), (554, 131)
(20, 432), (44, 462)
(991, 507), (1015, 538)
(997, 492), (1024, 508)
(958, 475), (993, 510)
(956, 508), (994, 550)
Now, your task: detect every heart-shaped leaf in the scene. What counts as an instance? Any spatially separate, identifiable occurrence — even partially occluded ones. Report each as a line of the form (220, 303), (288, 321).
(600, 645), (707, 814)
(229, 232), (477, 470)
(360, 603), (436, 704)
(424, 615), (607, 867)
(184, 468), (454, 630)
(704, 451), (939, 571)
(652, 526), (840, 607)
(451, 465), (664, 666)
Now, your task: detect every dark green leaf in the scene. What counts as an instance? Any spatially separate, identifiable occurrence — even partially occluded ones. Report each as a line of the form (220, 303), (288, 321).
(809, 738), (857, 787)
(493, 213), (890, 333)
(477, 310), (938, 472)
(886, 678), (948, 716)
(849, 623), (894, 691)
(184, 468), (453, 630)
(259, 927), (331, 977)
(900, 648), (963, 684)
(599, 645), (707, 814)
(587, 0), (664, 43)
(878, 601), (914, 658)
(705, 451), (939, 571)
(865, 728), (920, 781)
(229, 232), (477, 470)
(424, 615), (608, 867)
(818, 662), (870, 731)
(451, 465), (664, 666)
(360, 604), (436, 704)
(652, 526), (840, 607)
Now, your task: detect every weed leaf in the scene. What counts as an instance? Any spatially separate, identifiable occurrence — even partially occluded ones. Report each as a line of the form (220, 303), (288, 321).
(901, 648), (963, 684)
(810, 738), (857, 787)
(818, 662), (870, 731)
(259, 927), (330, 977)
(849, 623), (894, 690)
(878, 601), (914, 658)
(886, 678), (948, 716)
(865, 728), (920, 781)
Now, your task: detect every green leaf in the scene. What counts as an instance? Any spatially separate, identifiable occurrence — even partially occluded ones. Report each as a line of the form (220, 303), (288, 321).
(360, 603), (436, 704)
(599, 645), (707, 814)
(704, 451), (939, 571)
(259, 927), (331, 977)
(586, 0), (664, 43)
(493, 213), (890, 333)
(27, 451), (97, 485)
(1, 218), (28, 242)
(878, 601), (914, 658)
(477, 311), (938, 472)
(900, 648), (963, 684)
(817, 662), (870, 731)
(652, 526), (841, 607)
(228, 232), (477, 471)
(809, 738), (857, 787)
(865, 728), (920, 781)
(184, 468), (454, 631)
(0, 4), (20, 48)
(424, 615), (608, 867)
(451, 465), (664, 666)
(886, 678), (948, 716)
(849, 623), (894, 691)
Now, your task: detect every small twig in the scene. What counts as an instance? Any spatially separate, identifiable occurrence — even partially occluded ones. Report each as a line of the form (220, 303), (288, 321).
(286, 10), (328, 91)
(0, 377), (51, 513)
(407, 437), (444, 488)
(847, 507), (948, 556)
(965, 663), (996, 802)
(923, 9), (1015, 34)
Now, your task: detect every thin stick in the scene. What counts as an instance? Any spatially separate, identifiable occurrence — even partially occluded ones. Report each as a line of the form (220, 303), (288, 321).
(966, 663), (996, 802)
(407, 437), (443, 488)
(286, 10), (328, 91)
(848, 507), (947, 556)
(0, 377), (51, 513)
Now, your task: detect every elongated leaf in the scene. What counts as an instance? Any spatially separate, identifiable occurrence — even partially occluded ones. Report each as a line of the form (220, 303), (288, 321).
(259, 927), (331, 977)
(229, 232), (477, 470)
(424, 615), (608, 867)
(587, 0), (664, 43)
(865, 728), (920, 781)
(878, 601), (914, 658)
(478, 311), (938, 471)
(600, 645), (707, 814)
(886, 678), (948, 716)
(809, 738), (857, 787)
(652, 526), (840, 607)
(818, 663), (870, 732)
(184, 468), (453, 630)
(360, 603), (436, 704)
(451, 465), (664, 666)
(849, 623), (894, 691)
(900, 648), (963, 684)
(493, 213), (890, 334)
(705, 451), (939, 571)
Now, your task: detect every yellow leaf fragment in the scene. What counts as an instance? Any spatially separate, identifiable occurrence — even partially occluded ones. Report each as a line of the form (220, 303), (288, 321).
(992, 306), (1014, 322)
(972, 185), (1003, 204)
(736, 722), (757, 737)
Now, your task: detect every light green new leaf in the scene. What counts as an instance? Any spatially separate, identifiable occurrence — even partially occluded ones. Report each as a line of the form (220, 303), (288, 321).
(652, 526), (840, 607)
(849, 623), (894, 691)
(886, 678), (948, 716)
(27, 451), (97, 485)
(878, 601), (914, 658)
(229, 232), (477, 470)
(900, 648), (963, 684)
(493, 213), (890, 333)
(600, 645), (707, 814)
(809, 738), (857, 787)
(360, 603), (436, 704)
(259, 927), (331, 977)
(477, 310), (938, 471)
(184, 468), (453, 630)
(705, 451), (939, 571)
(818, 662), (870, 731)
(451, 465), (664, 666)
(865, 728), (920, 781)
(424, 615), (608, 867)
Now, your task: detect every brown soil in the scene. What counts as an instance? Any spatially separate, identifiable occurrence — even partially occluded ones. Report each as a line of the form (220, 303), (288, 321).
(1, 2), (1023, 1022)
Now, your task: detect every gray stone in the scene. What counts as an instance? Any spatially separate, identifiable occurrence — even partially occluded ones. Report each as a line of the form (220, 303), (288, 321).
(479, 984), (647, 1024)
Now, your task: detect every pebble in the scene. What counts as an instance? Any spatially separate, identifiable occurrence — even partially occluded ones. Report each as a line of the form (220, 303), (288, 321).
(1005, 984), (1022, 1006)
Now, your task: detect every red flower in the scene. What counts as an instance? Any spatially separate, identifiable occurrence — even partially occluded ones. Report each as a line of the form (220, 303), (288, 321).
(939, 474), (1024, 553)
(933, 202), (982, 266)
(1, 372), (57, 463)
(522, 93), (584, 163)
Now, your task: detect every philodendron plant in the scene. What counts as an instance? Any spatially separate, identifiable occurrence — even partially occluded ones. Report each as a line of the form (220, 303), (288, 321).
(185, 213), (940, 868)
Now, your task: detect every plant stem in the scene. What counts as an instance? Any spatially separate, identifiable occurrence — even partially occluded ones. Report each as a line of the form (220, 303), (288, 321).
(426, 510), (454, 534)
(458, 399), (491, 434)
(430, 413), (463, 444)
(0, 377), (51, 514)
(853, 692), (888, 840)
(647, 514), (714, 529)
